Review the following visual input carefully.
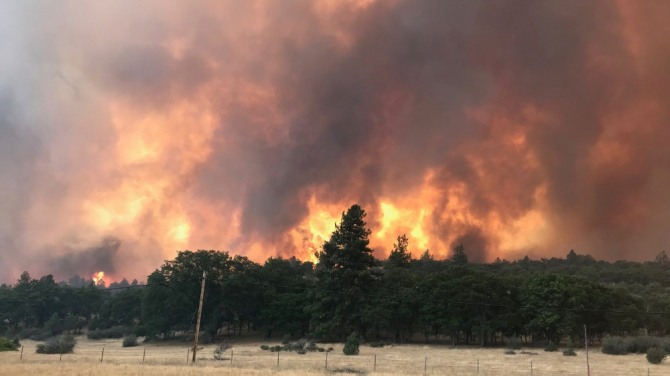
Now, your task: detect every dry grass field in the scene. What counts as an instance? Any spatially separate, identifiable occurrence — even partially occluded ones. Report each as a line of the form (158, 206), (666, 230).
(1, 336), (668, 376)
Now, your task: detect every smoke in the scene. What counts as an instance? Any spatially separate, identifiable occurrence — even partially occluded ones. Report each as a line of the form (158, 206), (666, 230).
(1, 0), (669, 281)
(50, 237), (121, 279)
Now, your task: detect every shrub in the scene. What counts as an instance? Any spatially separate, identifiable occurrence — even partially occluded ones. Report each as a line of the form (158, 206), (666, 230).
(213, 340), (232, 360)
(563, 339), (576, 356)
(133, 326), (148, 337)
(259, 338), (326, 353)
(343, 332), (360, 356)
(646, 346), (667, 364)
(87, 326), (126, 340)
(0, 337), (19, 352)
(29, 331), (52, 341)
(544, 341), (558, 352)
(506, 336), (522, 350)
(369, 341), (386, 348)
(629, 336), (660, 354)
(504, 350), (516, 355)
(199, 332), (213, 344)
(36, 334), (77, 354)
(563, 348), (577, 356)
(662, 338), (670, 353)
(18, 327), (41, 339)
(602, 336), (629, 355)
(287, 338), (307, 351)
(122, 335), (138, 347)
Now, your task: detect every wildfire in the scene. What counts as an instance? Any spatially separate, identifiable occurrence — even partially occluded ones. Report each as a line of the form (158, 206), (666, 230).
(92, 271), (105, 285)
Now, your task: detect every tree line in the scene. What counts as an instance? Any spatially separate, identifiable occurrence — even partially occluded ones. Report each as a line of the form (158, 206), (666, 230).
(2, 204), (670, 347)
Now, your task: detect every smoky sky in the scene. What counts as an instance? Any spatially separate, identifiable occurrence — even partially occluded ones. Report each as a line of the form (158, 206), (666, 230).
(1, 0), (669, 282)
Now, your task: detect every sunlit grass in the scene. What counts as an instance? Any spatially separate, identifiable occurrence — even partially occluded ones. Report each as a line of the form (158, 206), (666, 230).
(1, 336), (667, 375)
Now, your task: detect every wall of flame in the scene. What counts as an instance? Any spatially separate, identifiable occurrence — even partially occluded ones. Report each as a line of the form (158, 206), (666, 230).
(1, 0), (670, 282)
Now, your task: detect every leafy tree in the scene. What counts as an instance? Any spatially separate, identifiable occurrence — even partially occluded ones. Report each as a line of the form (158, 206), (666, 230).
(142, 250), (262, 340)
(257, 257), (312, 338)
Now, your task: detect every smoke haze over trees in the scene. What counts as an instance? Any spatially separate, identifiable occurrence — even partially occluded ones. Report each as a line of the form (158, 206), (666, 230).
(2, 205), (670, 348)
(2, 1), (670, 282)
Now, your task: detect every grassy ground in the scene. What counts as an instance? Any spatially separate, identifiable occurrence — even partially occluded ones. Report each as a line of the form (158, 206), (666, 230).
(1, 336), (667, 375)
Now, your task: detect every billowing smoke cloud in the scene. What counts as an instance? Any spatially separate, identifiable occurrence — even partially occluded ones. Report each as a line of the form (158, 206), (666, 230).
(50, 237), (121, 278)
(1, 0), (669, 282)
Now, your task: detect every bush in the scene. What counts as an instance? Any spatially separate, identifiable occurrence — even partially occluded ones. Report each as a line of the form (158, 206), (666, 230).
(662, 338), (670, 353)
(369, 341), (386, 348)
(133, 326), (148, 337)
(563, 348), (577, 356)
(213, 341), (232, 360)
(506, 336), (522, 350)
(18, 327), (40, 339)
(629, 336), (660, 354)
(602, 336), (629, 355)
(259, 338), (326, 353)
(343, 332), (360, 356)
(122, 335), (138, 347)
(504, 350), (516, 355)
(36, 334), (77, 354)
(544, 341), (558, 352)
(563, 339), (576, 356)
(87, 326), (126, 340)
(646, 346), (667, 364)
(199, 332), (213, 344)
(287, 338), (307, 351)
(0, 337), (19, 352)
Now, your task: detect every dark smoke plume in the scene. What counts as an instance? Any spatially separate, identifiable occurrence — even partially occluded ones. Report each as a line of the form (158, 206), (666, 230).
(1, 0), (670, 282)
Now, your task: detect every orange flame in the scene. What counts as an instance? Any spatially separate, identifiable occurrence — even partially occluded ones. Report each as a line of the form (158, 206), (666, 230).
(92, 271), (105, 285)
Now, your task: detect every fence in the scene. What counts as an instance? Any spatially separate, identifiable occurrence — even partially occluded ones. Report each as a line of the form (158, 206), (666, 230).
(9, 345), (668, 376)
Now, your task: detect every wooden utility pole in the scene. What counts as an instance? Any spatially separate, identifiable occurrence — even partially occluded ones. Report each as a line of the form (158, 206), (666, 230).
(585, 325), (590, 376)
(192, 271), (207, 363)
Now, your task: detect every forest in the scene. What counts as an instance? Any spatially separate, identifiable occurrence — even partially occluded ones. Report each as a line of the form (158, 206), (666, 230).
(1, 205), (670, 348)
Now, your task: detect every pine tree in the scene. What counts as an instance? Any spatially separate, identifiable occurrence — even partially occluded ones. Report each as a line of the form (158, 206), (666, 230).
(311, 205), (377, 340)
(388, 234), (412, 268)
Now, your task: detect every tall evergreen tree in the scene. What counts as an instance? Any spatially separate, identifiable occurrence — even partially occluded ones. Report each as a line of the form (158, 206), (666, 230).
(311, 204), (377, 340)
(388, 234), (412, 268)
(450, 244), (468, 264)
